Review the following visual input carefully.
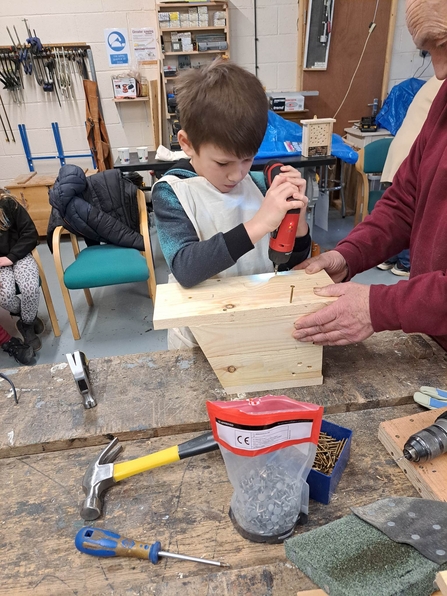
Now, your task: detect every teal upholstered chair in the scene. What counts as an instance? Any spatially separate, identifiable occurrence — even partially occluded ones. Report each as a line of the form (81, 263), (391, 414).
(53, 189), (156, 339)
(354, 137), (394, 225)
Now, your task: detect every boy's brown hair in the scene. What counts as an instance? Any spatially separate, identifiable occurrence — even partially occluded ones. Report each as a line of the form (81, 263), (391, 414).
(175, 60), (268, 158)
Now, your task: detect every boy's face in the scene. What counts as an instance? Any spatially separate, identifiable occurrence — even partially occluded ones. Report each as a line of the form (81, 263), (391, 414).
(178, 131), (254, 193)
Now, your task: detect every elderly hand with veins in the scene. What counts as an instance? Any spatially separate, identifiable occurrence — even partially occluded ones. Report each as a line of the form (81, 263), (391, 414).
(292, 250), (374, 346)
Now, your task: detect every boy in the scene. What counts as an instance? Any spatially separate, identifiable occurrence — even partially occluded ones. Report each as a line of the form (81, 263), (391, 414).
(152, 60), (310, 347)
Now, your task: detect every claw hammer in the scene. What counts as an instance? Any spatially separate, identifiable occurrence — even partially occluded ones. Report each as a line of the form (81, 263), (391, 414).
(66, 351), (96, 409)
(80, 431), (219, 520)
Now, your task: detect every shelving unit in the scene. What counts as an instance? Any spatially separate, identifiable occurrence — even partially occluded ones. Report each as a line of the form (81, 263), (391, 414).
(157, 1), (230, 148)
(112, 97), (150, 103)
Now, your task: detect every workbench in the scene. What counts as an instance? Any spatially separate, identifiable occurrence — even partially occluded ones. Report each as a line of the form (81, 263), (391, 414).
(113, 151), (337, 178)
(1, 331), (446, 595)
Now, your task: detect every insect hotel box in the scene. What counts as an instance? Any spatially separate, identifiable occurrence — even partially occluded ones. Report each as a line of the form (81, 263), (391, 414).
(301, 117), (336, 157)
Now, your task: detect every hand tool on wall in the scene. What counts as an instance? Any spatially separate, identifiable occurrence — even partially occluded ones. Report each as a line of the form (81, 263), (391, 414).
(80, 431), (219, 520)
(0, 94), (15, 142)
(263, 160), (301, 273)
(75, 527), (230, 567)
(402, 409), (447, 463)
(66, 351), (96, 409)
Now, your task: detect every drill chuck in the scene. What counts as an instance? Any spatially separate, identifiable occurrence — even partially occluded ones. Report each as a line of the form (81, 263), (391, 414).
(403, 412), (447, 463)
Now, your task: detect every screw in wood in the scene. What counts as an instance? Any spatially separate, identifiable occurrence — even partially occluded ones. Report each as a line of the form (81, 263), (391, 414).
(289, 285), (295, 304)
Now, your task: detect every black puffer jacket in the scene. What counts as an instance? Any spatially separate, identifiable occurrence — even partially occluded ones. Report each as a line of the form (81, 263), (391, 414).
(47, 165), (144, 251)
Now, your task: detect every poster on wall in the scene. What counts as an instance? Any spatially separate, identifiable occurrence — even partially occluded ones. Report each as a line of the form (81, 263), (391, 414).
(131, 28), (158, 64)
(104, 28), (130, 67)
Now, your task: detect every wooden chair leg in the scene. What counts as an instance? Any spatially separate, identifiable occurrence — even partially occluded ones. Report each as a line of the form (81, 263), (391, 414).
(32, 248), (61, 337)
(83, 288), (93, 307)
(138, 189), (157, 302)
(53, 227), (81, 340)
(60, 285), (81, 341)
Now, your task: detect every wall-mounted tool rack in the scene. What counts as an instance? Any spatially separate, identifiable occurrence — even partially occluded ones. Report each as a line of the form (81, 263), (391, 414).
(0, 42), (93, 106)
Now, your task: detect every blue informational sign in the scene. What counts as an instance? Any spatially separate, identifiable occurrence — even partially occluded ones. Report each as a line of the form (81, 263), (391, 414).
(104, 28), (130, 67)
(107, 31), (126, 52)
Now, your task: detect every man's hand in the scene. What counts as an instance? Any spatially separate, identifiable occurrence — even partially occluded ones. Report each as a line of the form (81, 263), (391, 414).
(293, 282), (374, 346)
(0, 257), (13, 267)
(294, 250), (348, 283)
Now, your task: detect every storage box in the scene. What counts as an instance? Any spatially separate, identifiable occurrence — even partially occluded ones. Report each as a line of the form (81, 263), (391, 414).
(112, 77), (137, 99)
(307, 419), (353, 505)
(268, 92), (304, 112)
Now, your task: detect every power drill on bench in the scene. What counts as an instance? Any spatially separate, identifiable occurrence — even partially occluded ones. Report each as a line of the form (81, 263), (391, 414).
(402, 410), (447, 463)
(263, 160), (301, 273)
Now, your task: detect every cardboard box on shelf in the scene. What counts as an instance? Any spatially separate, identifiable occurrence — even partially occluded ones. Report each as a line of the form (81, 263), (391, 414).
(112, 77), (137, 99)
(268, 92), (305, 112)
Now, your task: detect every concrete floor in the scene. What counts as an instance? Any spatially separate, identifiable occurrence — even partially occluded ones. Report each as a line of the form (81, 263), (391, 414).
(0, 209), (404, 370)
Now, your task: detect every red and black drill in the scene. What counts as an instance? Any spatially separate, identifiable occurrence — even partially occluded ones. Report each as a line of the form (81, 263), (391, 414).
(263, 160), (301, 273)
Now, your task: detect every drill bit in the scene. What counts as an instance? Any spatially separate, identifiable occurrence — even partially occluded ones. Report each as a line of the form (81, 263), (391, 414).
(274, 264), (278, 275)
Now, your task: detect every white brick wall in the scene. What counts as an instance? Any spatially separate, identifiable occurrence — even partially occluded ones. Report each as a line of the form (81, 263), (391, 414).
(229, 0), (298, 92)
(387, 0), (434, 92)
(0, 0), (158, 187)
(0, 0), (433, 188)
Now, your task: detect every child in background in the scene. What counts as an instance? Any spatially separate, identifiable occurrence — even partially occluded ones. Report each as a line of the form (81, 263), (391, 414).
(0, 189), (43, 352)
(152, 60), (310, 348)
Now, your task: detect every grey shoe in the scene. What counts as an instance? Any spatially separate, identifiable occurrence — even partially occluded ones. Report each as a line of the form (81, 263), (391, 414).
(16, 319), (42, 352)
(34, 316), (45, 334)
(1, 337), (35, 365)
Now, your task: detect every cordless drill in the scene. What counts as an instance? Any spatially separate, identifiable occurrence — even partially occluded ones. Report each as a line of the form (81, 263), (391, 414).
(263, 160), (301, 273)
(402, 410), (447, 463)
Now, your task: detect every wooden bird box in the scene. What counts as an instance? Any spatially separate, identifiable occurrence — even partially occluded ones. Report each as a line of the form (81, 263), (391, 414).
(153, 270), (334, 394)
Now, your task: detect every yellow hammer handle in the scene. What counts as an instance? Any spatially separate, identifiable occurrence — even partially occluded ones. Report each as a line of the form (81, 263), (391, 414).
(113, 445), (180, 482)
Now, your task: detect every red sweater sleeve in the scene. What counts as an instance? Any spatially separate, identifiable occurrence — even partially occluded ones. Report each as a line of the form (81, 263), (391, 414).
(335, 79), (447, 348)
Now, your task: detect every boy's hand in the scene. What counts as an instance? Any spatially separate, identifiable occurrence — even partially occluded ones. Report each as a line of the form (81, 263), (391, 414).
(245, 166), (307, 244)
(0, 257), (13, 267)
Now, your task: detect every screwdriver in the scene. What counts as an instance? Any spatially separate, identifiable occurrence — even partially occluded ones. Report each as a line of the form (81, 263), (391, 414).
(75, 527), (230, 568)
(401, 410), (447, 463)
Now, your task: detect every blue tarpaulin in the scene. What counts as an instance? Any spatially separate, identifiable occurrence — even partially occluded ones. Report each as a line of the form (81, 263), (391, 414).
(375, 77), (426, 135)
(254, 111), (358, 165)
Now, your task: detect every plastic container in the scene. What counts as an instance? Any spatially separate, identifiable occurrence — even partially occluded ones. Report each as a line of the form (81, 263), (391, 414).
(307, 419), (353, 505)
(207, 395), (323, 543)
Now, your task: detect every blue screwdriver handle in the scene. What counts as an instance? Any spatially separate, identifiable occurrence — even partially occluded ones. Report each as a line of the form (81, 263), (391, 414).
(75, 527), (162, 563)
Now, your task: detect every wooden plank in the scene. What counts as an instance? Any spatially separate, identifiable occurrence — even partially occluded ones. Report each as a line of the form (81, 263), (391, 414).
(297, 591), (327, 596)
(25, 174), (56, 187)
(436, 571), (447, 595)
(203, 346), (322, 393)
(0, 332), (446, 458)
(153, 270), (334, 329)
(149, 78), (161, 148)
(378, 407), (447, 502)
(381, 0), (399, 102)
(5, 172), (37, 187)
(0, 405), (421, 596)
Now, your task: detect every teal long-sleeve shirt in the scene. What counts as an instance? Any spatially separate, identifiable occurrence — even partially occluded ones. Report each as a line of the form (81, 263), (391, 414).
(152, 160), (311, 288)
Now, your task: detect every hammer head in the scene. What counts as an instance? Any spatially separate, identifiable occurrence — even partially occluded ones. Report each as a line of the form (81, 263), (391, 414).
(80, 438), (123, 521)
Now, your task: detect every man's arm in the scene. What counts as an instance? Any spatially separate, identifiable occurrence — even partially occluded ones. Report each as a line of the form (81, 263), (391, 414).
(152, 181), (254, 287)
(335, 120), (426, 278)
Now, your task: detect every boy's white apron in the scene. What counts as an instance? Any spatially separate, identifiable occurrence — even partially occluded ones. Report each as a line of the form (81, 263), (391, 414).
(158, 174), (273, 349)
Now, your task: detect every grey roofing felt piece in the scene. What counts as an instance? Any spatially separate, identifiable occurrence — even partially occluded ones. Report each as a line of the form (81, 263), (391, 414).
(352, 497), (447, 565)
(285, 514), (447, 596)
